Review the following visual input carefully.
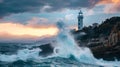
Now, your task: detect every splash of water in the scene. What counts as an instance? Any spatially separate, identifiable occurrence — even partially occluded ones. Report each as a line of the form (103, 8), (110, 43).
(54, 21), (120, 66)
(0, 21), (120, 67)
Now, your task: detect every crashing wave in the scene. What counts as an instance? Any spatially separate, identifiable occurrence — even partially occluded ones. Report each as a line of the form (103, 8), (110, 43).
(0, 21), (120, 67)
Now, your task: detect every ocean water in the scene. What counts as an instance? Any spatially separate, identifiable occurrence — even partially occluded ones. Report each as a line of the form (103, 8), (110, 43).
(0, 21), (120, 67)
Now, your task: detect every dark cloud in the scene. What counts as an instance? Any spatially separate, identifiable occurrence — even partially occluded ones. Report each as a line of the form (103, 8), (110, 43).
(0, 0), (100, 18)
(0, 0), (44, 18)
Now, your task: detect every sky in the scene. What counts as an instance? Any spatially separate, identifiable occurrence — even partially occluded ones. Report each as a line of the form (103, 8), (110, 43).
(0, 0), (120, 42)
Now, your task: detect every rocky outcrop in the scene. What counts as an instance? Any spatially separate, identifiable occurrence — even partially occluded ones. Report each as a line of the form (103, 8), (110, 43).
(30, 43), (54, 57)
(90, 42), (120, 61)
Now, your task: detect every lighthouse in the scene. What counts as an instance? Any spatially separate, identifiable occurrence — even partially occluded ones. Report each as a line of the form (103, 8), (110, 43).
(78, 10), (83, 30)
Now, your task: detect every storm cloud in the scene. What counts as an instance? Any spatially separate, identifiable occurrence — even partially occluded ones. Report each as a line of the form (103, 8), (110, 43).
(0, 0), (100, 18)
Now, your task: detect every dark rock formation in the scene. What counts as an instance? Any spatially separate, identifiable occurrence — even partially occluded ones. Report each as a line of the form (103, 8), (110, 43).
(30, 43), (54, 57)
(91, 42), (120, 61)
(38, 44), (54, 56)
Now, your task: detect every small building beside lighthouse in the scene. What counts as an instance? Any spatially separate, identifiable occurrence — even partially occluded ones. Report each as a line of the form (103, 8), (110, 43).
(78, 10), (84, 30)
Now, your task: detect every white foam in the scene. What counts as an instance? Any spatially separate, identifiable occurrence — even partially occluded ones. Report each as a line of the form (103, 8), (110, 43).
(0, 48), (41, 62)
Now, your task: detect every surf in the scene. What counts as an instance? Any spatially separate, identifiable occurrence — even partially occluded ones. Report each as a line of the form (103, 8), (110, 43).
(0, 21), (120, 67)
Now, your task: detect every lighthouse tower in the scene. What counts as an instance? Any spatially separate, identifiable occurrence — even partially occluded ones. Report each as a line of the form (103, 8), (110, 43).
(78, 10), (84, 30)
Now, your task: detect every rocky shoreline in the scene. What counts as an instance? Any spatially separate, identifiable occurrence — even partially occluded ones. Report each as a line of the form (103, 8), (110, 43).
(72, 17), (120, 61)
(90, 42), (120, 61)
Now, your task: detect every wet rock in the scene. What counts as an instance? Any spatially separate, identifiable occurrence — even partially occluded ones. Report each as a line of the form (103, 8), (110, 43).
(30, 43), (54, 57)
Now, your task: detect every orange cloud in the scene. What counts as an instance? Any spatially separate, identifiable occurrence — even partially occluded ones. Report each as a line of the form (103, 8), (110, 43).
(97, 0), (119, 5)
(97, 0), (111, 5)
(112, 0), (119, 3)
(0, 22), (58, 38)
(97, 0), (120, 13)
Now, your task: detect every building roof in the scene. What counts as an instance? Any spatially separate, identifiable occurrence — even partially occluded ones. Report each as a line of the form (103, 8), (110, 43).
(79, 10), (83, 14)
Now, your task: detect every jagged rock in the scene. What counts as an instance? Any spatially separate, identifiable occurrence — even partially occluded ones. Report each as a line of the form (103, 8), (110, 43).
(30, 43), (54, 57)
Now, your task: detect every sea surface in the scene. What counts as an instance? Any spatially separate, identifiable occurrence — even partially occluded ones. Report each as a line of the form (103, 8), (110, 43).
(0, 22), (120, 67)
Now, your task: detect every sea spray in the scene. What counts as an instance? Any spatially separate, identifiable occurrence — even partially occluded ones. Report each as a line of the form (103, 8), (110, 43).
(54, 21), (98, 63)
(53, 21), (120, 66)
